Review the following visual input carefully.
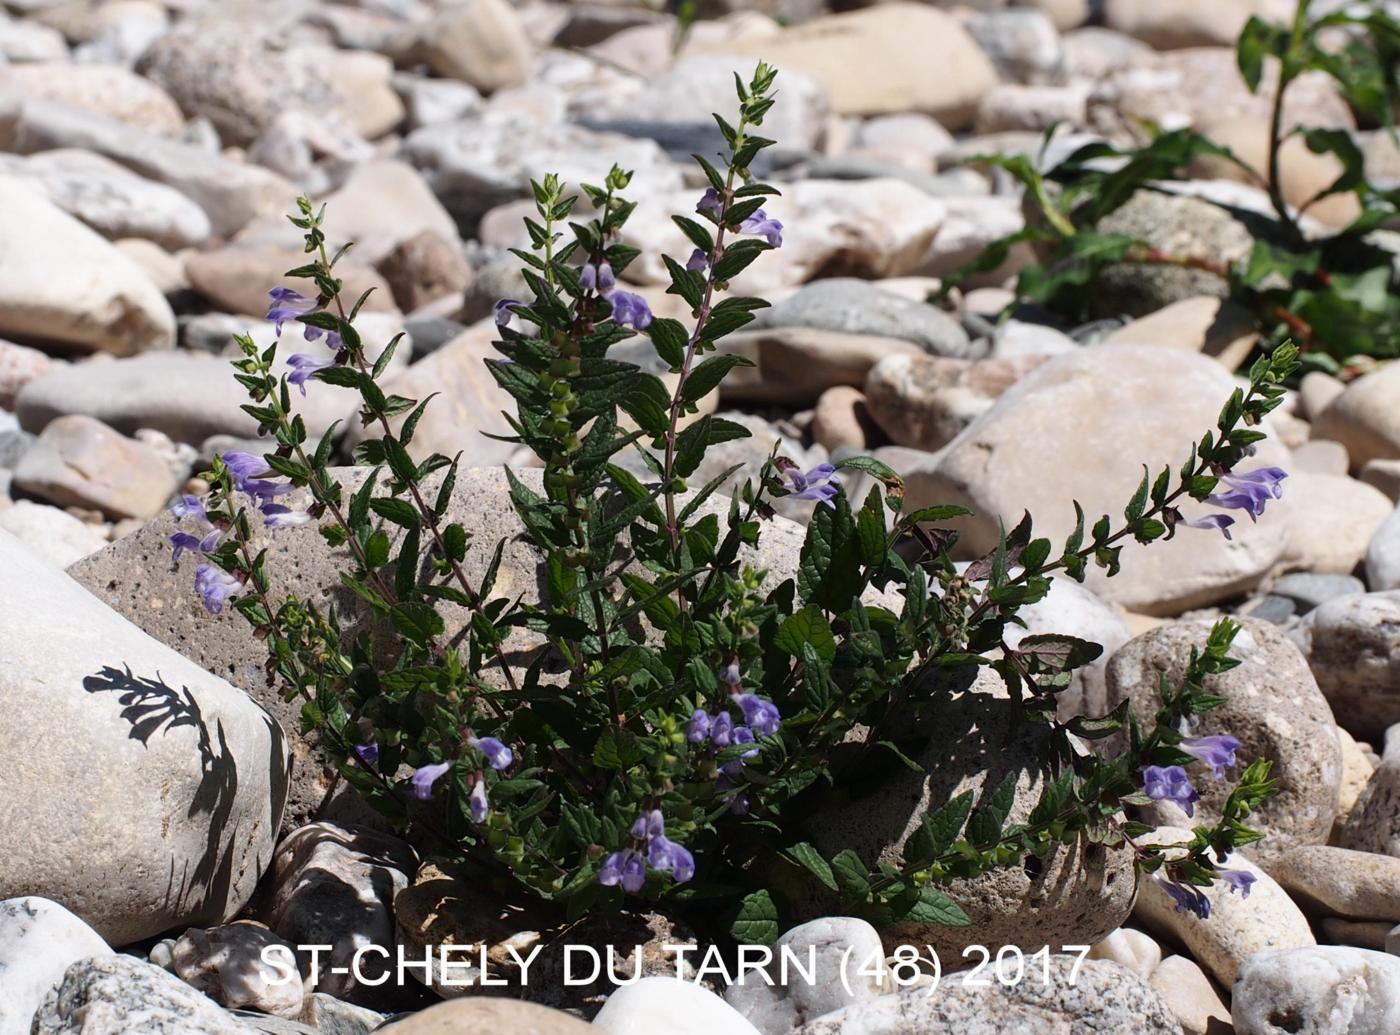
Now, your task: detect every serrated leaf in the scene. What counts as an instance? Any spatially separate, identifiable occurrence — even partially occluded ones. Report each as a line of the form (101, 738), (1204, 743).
(785, 842), (838, 892)
(729, 890), (779, 947)
(774, 606), (836, 664)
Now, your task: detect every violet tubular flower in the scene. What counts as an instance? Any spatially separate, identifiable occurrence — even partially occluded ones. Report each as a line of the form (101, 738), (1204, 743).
(609, 291), (653, 330)
(354, 743), (379, 767)
(783, 463), (840, 507)
(687, 709), (712, 744)
(580, 261), (616, 294)
(287, 352), (334, 395)
(468, 735), (513, 771)
(194, 563), (240, 614)
(494, 298), (523, 327)
(411, 761), (452, 801)
(1206, 466), (1288, 522)
(738, 209), (784, 248)
(170, 495), (206, 521)
(1217, 868), (1256, 899)
(733, 692), (781, 736)
(1180, 734), (1242, 780)
(1182, 513), (1236, 540)
(266, 287), (317, 335)
(696, 188), (723, 218)
(686, 248), (709, 273)
(469, 780), (489, 824)
(169, 529), (222, 564)
(1142, 764), (1200, 817)
(1157, 877), (1212, 919)
(260, 504), (312, 530)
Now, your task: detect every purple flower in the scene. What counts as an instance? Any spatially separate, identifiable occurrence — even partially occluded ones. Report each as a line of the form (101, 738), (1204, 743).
(1142, 764), (1200, 817)
(696, 188), (723, 218)
(647, 836), (695, 883)
(1180, 735), (1242, 780)
(721, 725), (760, 775)
(687, 709), (712, 744)
(719, 660), (741, 687)
(300, 324), (342, 351)
(469, 780), (489, 823)
(260, 504), (311, 530)
(411, 761), (452, 801)
(580, 261), (616, 294)
(710, 711), (736, 748)
(686, 248), (709, 273)
(354, 743), (379, 767)
(1157, 878), (1211, 919)
(609, 291), (653, 330)
(266, 286), (317, 335)
(1217, 867), (1256, 899)
(170, 495), (206, 521)
(287, 352), (334, 395)
(728, 791), (751, 815)
(494, 298), (523, 327)
(468, 735), (513, 771)
(1206, 466), (1288, 522)
(221, 451), (270, 485)
(621, 853), (646, 893)
(169, 529), (222, 564)
(194, 563), (240, 614)
(733, 693), (781, 736)
(738, 209), (784, 248)
(783, 463), (840, 507)
(598, 851), (626, 887)
(1182, 513), (1235, 541)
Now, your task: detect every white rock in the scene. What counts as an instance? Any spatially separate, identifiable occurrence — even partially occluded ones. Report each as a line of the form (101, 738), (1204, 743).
(0, 176), (173, 354)
(0, 897), (112, 1035)
(0, 531), (289, 944)
(1233, 946), (1400, 1035)
(725, 917), (886, 1034)
(1149, 954), (1230, 1035)
(0, 500), (108, 569)
(1281, 472), (1392, 575)
(1366, 504), (1400, 592)
(1135, 833), (1314, 987)
(595, 976), (762, 1035)
(1086, 927), (1161, 981)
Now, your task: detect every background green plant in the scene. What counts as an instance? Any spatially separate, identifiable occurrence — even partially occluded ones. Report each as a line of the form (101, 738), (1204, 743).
(941, 0), (1400, 375)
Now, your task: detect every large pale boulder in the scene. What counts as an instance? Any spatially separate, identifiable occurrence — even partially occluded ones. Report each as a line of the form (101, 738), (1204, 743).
(721, 4), (998, 129)
(1105, 618), (1341, 864)
(0, 176), (174, 355)
(1297, 591), (1400, 739)
(1232, 946), (1400, 1035)
(1106, 0), (1292, 50)
(13, 414), (177, 520)
(903, 345), (1291, 615)
(1313, 362), (1400, 471)
(404, 0), (533, 94)
(0, 530), (289, 944)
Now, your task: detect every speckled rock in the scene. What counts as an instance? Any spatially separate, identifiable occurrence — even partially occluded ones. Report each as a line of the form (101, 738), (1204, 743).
(1338, 760), (1400, 858)
(31, 954), (258, 1034)
(1135, 832), (1314, 987)
(1297, 591), (1400, 740)
(0, 531), (288, 945)
(1232, 946), (1400, 1035)
(903, 346), (1291, 615)
(0, 62), (184, 133)
(790, 956), (1181, 1033)
(1338, 727), (1377, 827)
(1274, 846), (1400, 922)
(749, 280), (974, 358)
(1105, 618), (1340, 862)
(805, 668), (1137, 958)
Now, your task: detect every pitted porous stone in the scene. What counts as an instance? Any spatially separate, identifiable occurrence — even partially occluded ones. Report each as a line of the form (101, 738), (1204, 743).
(1297, 590), (1400, 740)
(790, 957), (1181, 1034)
(1105, 617), (1341, 865)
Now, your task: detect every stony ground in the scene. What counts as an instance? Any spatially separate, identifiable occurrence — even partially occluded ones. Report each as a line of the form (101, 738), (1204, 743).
(5, 1), (1400, 1033)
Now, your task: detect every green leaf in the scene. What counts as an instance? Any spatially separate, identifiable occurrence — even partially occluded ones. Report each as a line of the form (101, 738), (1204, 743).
(369, 497), (421, 528)
(903, 886), (971, 927)
(648, 318), (689, 370)
(1015, 634), (1104, 673)
(913, 791), (973, 861)
(774, 607), (837, 665)
(682, 354), (753, 403)
(390, 602), (443, 647)
(830, 849), (871, 900)
(673, 416), (751, 479)
(592, 728), (644, 770)
(784, 842), (838, 892)
(966, 771), (1018, 847)
(729, 890), (780, 947)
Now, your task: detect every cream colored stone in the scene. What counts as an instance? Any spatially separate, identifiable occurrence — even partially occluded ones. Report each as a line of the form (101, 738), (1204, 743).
(1101, 296), (1257, 370)
(1149, 954), (1230, 1035)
